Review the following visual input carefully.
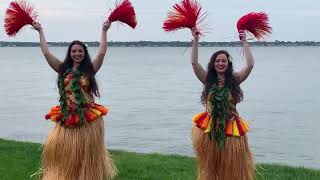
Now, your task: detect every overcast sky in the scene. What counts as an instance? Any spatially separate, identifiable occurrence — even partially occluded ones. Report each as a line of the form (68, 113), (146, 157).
(1, 0), (320, 42)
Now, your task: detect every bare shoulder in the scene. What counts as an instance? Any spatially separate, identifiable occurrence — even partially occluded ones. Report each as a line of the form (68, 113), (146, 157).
(233, 72), (242, 84)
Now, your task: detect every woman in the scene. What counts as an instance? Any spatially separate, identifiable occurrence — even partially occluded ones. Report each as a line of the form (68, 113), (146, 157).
(32, 21), (117, 180)
(191, 28), (254, 180)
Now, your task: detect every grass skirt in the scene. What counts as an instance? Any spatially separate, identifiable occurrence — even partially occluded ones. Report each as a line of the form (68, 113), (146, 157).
(41, 117), (117, 180)
(192, 125), (254, 180)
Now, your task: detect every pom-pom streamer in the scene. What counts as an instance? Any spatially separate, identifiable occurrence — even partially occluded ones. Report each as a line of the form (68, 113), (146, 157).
(163, 0), (207, 34)
(108, 0), (137, 29)
(4, 0), (38, 36)
(236, 12), (272, 40)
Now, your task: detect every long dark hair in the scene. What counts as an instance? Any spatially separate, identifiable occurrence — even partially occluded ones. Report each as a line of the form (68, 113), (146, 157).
(58, 40), (100, 97)
(201, 50), (243, 104)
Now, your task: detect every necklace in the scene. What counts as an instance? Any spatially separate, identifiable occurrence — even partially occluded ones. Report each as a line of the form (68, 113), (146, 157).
(58, 68), (85, 125)
(207, 82), (230, 148)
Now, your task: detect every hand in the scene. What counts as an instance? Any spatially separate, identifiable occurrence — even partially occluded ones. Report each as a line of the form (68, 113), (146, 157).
(239, 30), (247, 42)
(102, 21), (111, 32)
(191, 27), (200, 41)
(31, 21), (42, 32)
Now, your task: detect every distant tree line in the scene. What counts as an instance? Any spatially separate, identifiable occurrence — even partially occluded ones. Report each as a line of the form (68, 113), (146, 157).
(1, 40), (320, 47)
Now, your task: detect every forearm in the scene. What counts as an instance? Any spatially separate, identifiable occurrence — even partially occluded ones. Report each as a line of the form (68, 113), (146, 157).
(92, 29), (108, 73)
(31, 22), (61, 72)
(97, 30), (107, 57)
(191, 38), (199, 65)
(191, 38), (206, 83)
(38, 29), (50, 56)
(243, 41), (254, 68)
(38, 29), (61, 72)
(234, 32), (254, 83)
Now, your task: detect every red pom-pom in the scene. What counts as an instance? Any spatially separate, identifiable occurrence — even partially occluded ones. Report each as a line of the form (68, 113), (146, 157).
(163, 0), (207, 33)
(108, 0), (137, 29)
(45, 114), (51, 120)
(4, 0), (38, 36)
(237, 12), (272, 40)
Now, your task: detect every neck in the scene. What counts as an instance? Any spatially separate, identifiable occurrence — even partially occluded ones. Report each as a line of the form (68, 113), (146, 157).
(72, 63), (80, 71)
(217, 73), (225, 80)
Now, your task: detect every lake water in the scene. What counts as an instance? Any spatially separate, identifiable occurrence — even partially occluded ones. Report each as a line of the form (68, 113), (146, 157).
(0, 46), (319, 169)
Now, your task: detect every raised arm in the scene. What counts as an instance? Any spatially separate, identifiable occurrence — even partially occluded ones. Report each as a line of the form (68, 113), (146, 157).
(92, 21), (111, 73)
(234, 31), (254, 84)
(32, 22), (62, 73)
(191, 28), (206, 84)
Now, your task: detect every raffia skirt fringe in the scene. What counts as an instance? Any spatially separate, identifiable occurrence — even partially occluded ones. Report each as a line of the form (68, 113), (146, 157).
(192, 125), (254, 180)
(40, 117), (117, 180)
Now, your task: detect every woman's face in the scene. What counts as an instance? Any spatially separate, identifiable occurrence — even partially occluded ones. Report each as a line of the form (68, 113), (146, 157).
(214, 53), (229, 74)
(70, 44), (85, 64)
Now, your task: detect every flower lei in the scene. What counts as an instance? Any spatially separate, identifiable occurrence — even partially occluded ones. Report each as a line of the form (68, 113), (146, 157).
(58, 69), (86, 125)
(207, 82), (230, 148)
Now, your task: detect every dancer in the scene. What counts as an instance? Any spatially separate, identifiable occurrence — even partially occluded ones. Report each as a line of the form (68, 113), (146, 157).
(191, 28), (254, 180)
(32, 21), (117, 180)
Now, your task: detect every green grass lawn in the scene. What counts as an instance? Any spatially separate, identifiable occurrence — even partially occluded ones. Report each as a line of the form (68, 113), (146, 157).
(0, 138), (319, 180)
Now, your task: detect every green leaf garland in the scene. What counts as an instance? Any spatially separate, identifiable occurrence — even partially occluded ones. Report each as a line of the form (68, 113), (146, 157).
(58, 69), (86, 126)
(207, 83), (230, 148)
